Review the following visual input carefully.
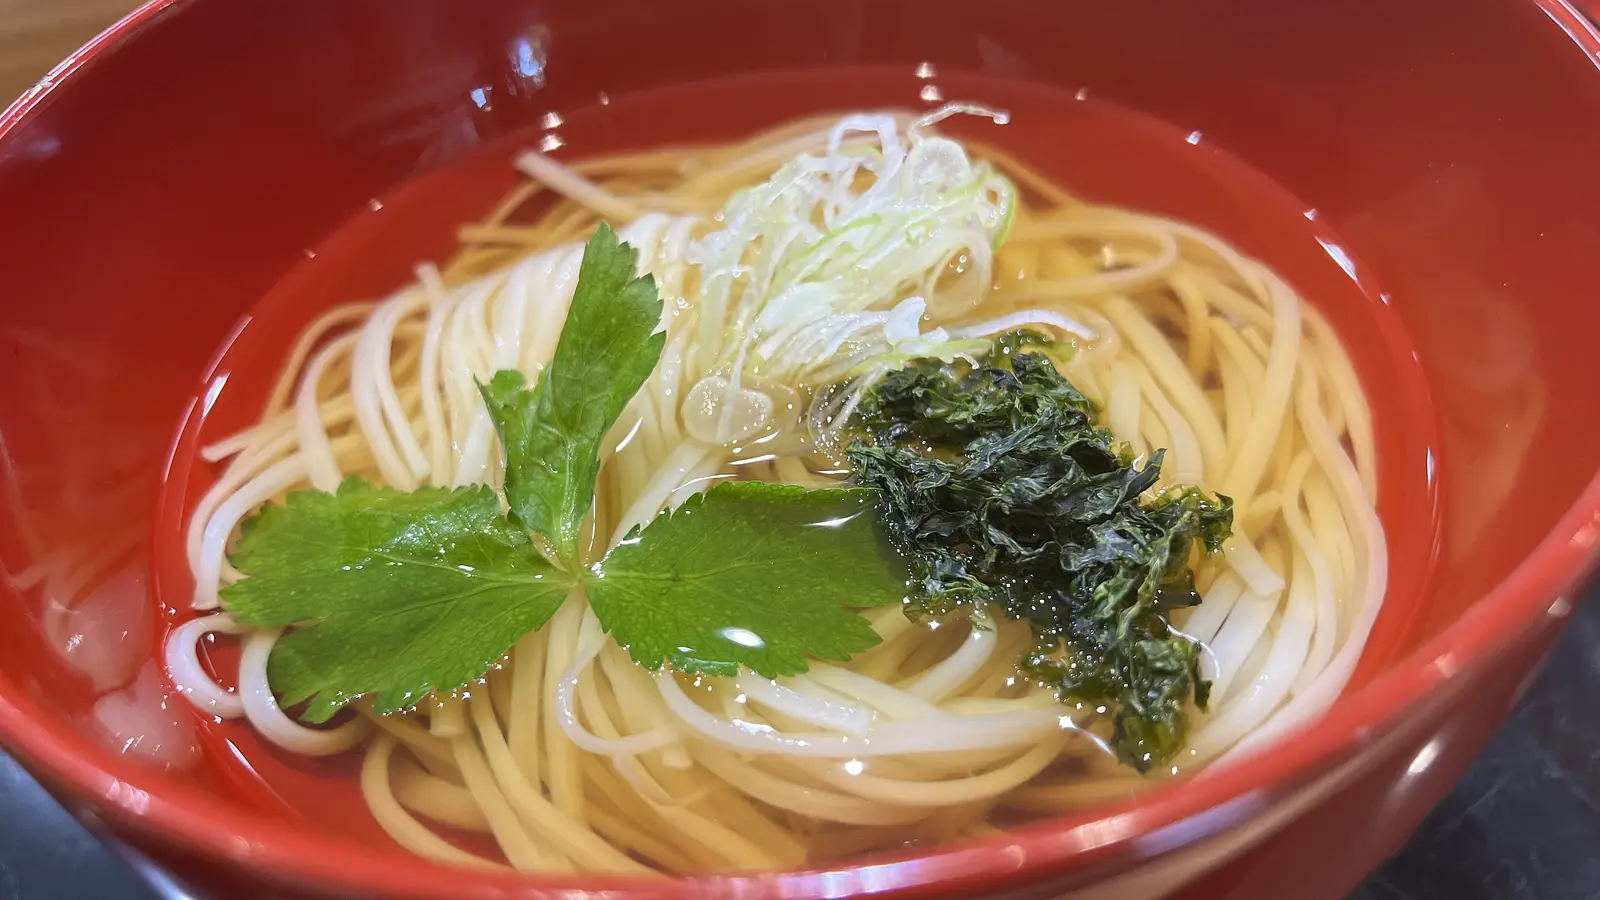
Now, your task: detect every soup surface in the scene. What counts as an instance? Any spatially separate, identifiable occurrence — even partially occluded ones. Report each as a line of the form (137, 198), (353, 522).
(150, 68), (1441, 870)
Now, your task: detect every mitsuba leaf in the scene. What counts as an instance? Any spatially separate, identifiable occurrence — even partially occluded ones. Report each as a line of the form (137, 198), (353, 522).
(846, 343), (1232, 770)
(480, 223), (666, 564)
(224, 478), (575, 721)
(219, 223), (922, 726)
(584, 481), (909, 679)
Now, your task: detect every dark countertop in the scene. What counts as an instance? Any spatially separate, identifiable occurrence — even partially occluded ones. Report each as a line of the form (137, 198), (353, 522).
(1349, 582), (1600, 900)
(1, 589), (1596, 900)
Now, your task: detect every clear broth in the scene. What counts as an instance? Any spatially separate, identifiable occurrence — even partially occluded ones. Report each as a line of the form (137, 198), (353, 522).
(151, 68), (1442, 863)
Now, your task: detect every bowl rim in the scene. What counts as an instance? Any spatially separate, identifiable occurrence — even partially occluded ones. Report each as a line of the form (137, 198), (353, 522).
(3, 1), (1600, 896)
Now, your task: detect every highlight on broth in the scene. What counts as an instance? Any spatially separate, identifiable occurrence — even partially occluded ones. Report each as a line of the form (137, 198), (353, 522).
(166, 104), (1387, 872)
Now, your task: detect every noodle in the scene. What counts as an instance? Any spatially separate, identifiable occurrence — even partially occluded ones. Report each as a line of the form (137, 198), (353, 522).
(167, 107), (1388, 872)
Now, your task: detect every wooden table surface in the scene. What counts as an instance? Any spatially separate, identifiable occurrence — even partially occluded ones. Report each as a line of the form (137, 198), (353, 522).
(0, 0), (142, 105)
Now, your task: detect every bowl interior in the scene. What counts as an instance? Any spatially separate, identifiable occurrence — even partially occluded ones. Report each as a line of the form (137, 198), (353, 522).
(3, 0), (1600, 896)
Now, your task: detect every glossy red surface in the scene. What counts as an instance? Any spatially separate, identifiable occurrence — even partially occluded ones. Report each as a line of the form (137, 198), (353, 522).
(1, 1), (1599, 897)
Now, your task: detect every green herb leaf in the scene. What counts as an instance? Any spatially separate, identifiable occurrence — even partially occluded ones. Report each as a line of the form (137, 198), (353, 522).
(223, 478), (575, 721)
(847, 347), (1232, 770)
(480, 223), (666, 563)
(585, 481), (909, 679)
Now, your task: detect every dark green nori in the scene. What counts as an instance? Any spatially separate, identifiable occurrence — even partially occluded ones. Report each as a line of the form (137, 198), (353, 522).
(846, 337), (1232, 769)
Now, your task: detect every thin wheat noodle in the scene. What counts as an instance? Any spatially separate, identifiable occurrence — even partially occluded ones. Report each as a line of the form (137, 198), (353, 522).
(361, 736), (505, 870)
(261, 302), (378, 416)
(1102, 295), (1227, 475)
(391, 755), (491, 832)
(1281, 453), (1341, 694)
(468, 690), (648, 872)
(172, 109), (1388, 875)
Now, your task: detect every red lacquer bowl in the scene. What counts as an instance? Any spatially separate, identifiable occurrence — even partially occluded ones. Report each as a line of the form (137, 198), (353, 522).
(4, 1), (1600, 897)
